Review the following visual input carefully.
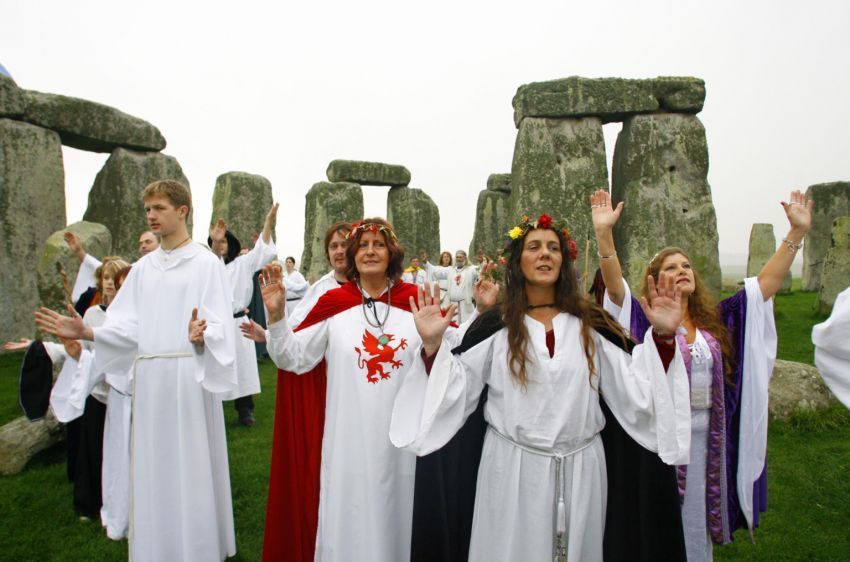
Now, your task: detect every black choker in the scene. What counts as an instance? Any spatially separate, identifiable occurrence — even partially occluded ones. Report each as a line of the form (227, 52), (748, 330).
(527, 303), (557, 310)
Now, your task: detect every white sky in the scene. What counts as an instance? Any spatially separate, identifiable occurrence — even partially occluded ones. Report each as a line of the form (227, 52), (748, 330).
(3, 0), (849, 268)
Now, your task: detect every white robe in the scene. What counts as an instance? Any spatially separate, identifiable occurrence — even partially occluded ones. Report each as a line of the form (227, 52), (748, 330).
(425, 262), (478, 323)
(71, 253), (102, 302)
(219, 236), (277, 401)
(390, 313), (690, 561)
(813, 285), (850, 409)
(283, 269), (309, 317)
(91, 242), (238, 562)
(287, 270), (345, 329)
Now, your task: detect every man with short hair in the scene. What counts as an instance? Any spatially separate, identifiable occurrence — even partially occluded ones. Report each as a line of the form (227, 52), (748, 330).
(36, 179), (238, 562)
(423, 249), (479, 323)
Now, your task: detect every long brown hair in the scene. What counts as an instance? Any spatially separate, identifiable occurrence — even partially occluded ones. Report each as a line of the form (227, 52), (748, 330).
(343, 217), (405, 283)
(502, 228), (629, 388)
(641, 247), (736, 382)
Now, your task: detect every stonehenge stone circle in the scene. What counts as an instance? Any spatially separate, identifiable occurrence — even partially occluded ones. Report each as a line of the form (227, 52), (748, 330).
(387, 186), (441, 263)
(326, 159), (411, 187)
(802, 182), (850, 291)
(486, 173), (512, 193)
(210, 172), (274, 247)
(0, 73), (24, 118)
(83, 148), (191, 261)
(817, 216), (850, 314)
(469, 188), (510, 259)
(747, 223), (791, 293)
(300, 181), (364, 280)
(0, 119), (66, 343)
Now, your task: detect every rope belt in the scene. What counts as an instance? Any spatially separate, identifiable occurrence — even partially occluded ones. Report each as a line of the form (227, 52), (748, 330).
(488, 426), (599, 562)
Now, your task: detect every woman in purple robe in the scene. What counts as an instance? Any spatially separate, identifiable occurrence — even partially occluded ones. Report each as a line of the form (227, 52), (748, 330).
(590, 188), (812, 562)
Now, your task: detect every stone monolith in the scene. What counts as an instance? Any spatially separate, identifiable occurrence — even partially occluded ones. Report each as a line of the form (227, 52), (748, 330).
(611, 113), (721, 294)
(387, 186), (440, 263)
(0, 119), (65, 343)
(469, 190), (510, 259)
(486, 173), (512, 193)
(817, 216), (850, 314)
(747, 223), (791, 293)
(0, 74), (24, 118)
(300, 181), (364, 280)
(326, 160), (411, 187)
(210, 172), (274, 247)
(802, 182), (850, 291)
(83, 148), (190, 261)
(0, 412), (64, 475)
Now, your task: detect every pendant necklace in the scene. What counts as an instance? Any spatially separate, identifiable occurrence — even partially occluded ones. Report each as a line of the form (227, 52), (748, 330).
(359, 278), (391, 345)
(161, 236), (192, 262)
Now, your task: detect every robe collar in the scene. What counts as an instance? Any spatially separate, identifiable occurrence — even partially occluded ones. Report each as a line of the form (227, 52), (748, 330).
(295, 279), (419, 332)
(148, 241), (204, 271)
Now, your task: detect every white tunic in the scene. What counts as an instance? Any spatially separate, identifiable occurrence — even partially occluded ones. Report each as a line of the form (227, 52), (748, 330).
(813, 285), (850, 409)
(425, 263), (478, 323)
(390, 313), (690, 561)
(91, 242), (238, 562)
(283, 269), (309, 317)
(219, 236), (277, 401)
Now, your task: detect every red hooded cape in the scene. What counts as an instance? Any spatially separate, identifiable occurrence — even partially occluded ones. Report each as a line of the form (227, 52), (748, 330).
(262, 280), (420, 562)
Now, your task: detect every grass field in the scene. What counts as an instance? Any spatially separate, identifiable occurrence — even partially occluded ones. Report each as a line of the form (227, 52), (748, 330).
(0, 287), (846, 561)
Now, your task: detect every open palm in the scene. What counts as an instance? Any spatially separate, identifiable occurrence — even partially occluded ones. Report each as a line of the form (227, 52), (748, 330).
(410, 282), (456, 352)
(590, 189), (624, 231)
(639, 271), (683, 335)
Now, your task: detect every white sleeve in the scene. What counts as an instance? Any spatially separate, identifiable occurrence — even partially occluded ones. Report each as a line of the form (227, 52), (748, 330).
(93, 267), (141, 376)
(192, 260), (239, 393)
(49, 350), (96, 423)
(284, 272), (309, 299)
(598, 330), (691, 465)
(243, 235), (278, 274)
(602, 278), (633, 336)
(267, 318), (329, 374)
(390, 333), (492, 455)
(424, 262), (450, 281)
(42, 341), (68, 365)
(71, 254), (102, 302)
(813, 286), (850, 409)
(737, 276), (777, 531)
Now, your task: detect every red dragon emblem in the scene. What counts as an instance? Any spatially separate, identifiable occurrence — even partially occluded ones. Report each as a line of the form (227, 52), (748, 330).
(354, 330), (408, 384)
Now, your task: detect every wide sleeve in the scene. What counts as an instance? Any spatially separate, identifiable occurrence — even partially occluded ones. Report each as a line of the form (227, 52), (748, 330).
(192, 259), (239, 393)
(598, 329), (691, 465)
(71, 254), (102, 302)
(389, 333), (493, 455)
(813, 286), (850, 408)
(287, 276), (330, 328)
(267, 317), (329, 374)
(49, 349), (97, 423)
(92, 266), (140, 376)
(242, 234), (278, 274)
(41, 341), (68, 366)
(424, 262), (450, 281)
(284, 271), (309, 299)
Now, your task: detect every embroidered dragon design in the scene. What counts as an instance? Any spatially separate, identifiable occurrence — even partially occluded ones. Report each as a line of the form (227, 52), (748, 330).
(354, 330), (408, 384)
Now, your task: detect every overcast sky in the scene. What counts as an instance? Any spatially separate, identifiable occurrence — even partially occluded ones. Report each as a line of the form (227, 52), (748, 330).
(4, 0), (849, 268)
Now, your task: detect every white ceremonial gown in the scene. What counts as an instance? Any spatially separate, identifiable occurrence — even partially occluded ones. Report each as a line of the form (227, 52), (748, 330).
(813, 286), (850, 409)
(91, 242), (238, 562)
(390, 313), (690, 562)
(219, 236), (277, 401)
(425, 263), (478, 322)
(283, 269), (309, 317)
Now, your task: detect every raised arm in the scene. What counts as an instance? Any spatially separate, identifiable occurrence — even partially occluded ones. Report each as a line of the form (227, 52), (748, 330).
(63, 231), (87, 262)
(209, 219), (227, 257)
(756, 190), (813, 301)
(591, 189), (626, 306)
(261, 202), (279, 245)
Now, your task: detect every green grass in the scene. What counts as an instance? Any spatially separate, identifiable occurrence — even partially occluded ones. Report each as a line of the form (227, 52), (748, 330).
(0, 287), (846, 561)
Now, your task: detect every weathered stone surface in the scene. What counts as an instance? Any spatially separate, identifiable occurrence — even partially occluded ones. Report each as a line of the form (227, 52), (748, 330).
(469, 189), (510, 259)
(210, 172), (273, 247)
(511, 76), (705, 127)
(21, 90), (166, 153)
(817, 216), (850, 314)
(769, 359), (837, 420)
(37, 222), (112, 314)
(0, 119), (65, 344)
(486, 173), (512, 193)
(802, 182), (850, 291)
(611, 113), (721, 295)
(83, 148), (190, 261)
(0, 412), (64, 475)
(747, 223), (791, 293)
(326, 160), (411, 187)
(300, 181), (364, 280)
(0, 73), (24, 118)
(387, 186), (440, 263)
(510, 116), (608, 278)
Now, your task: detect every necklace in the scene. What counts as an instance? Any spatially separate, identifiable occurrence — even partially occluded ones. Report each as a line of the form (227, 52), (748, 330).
(359, 278), (392, 345)
(162, 236), (192, 256)
(527, 303), (557, 310)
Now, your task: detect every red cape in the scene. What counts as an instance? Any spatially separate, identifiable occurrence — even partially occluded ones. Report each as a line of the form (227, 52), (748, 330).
(262, 280), (419, 562)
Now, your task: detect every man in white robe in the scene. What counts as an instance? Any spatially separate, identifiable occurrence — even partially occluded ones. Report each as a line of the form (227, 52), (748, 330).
(36, 180), (238, 562)
(423, 250), (478, 323)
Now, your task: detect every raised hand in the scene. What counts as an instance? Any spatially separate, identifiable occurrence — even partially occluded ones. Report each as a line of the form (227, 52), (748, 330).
(590, 189), (624, 232)
(209, 218), (227, 243)
(265, 203), (279, 231)
(3, 338), (32, 351)
(780, 190), (814, 233)
(240, 319), (267, 343)
(260, 264), (286, 324)
(409, 282), (457, 356)
(639, 271), (683, 337)
(62, 338), (82, 361)
(188, 307), (207, 345)
(34, 305), (91, 341)
(474, 277), (499, 312)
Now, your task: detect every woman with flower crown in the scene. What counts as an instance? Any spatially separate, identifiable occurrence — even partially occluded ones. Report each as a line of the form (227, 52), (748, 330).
(390, 213), (693, 561)
(590, 189), (812, 562)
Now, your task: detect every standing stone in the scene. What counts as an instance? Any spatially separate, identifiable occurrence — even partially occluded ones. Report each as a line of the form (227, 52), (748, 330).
(510, 116), (608, 279)
(817, 216), (850, 314)
(0, 119), (65, 343)
(747, 224), (791, 293)
(326, 160), (411, 187)
(0, 412), (64, 475)
(469, 189), (510, 259)
(83, 148), (190, 261)
(486, 173), (512, 193)
(0, 74), (24, 118)
(387, 186), (440, 263)
(300, 181), (364, 280)
(21, 90), (166, 153)
(37, 222), (112, 315)
(611, 113), (721, 294)
(210, 172), (273, 247)
(802, 182), (850, 291)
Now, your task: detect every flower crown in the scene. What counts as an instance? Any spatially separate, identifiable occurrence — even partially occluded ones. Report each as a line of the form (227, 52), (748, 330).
(345, 220), (399, 241)
(503, 214), (578, 261)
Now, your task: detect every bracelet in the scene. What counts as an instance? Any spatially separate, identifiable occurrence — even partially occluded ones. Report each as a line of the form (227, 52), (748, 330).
(781, 238), (803, 252)
(598, 250), (617, 260)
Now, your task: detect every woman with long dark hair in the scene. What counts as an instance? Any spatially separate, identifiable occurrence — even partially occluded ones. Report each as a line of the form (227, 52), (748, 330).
(391, 214), (691, 561)
(590, 188), (812, 561)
